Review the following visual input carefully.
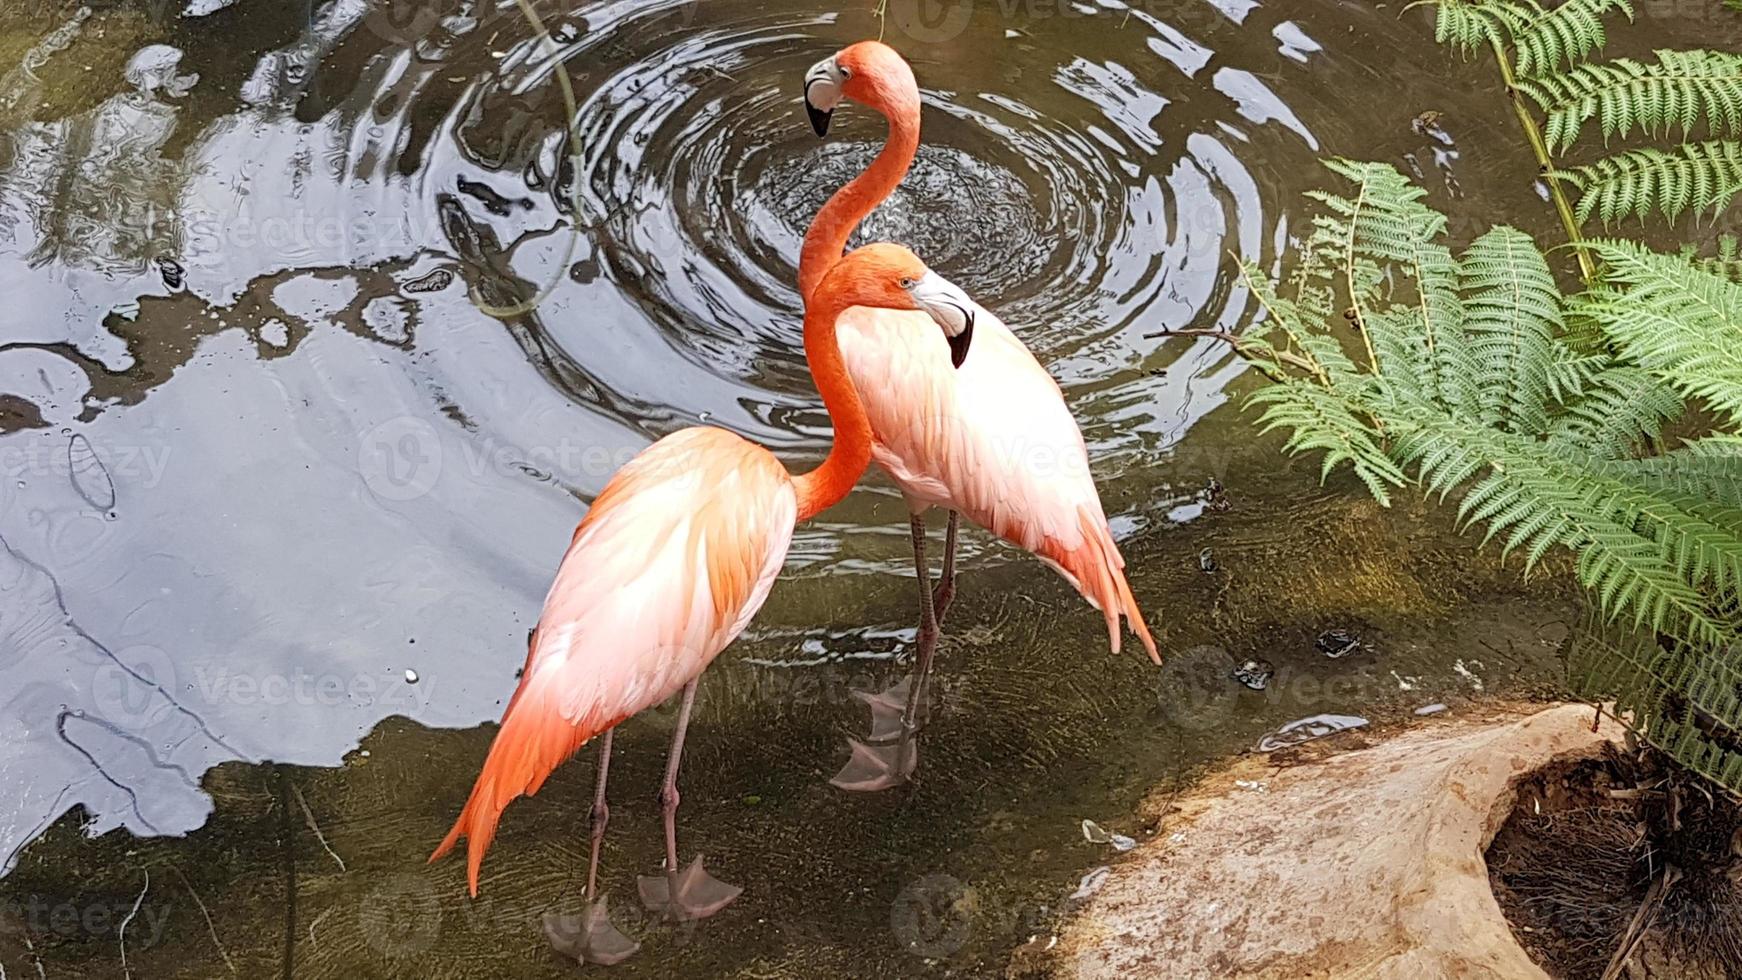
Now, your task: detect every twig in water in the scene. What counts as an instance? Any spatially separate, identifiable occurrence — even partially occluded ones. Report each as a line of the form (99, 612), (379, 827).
(1143, 326), (1312, 378)
(171, 865), (237, 977)
(470, 0), (585, 320)
(306, 908), (333, 953)
(292, 784), (346, 873)
(119, 870), (150, 980)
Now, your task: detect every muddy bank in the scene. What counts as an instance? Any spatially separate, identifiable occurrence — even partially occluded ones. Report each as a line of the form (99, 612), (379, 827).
(1042, 704), (1627, 979)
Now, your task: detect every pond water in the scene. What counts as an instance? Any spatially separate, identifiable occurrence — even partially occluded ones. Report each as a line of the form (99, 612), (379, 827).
(0, 0), (1725, 977)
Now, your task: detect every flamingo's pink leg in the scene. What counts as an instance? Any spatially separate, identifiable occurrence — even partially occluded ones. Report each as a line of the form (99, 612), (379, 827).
(543, 728), (640, 965)
(637, 680), (740, 921)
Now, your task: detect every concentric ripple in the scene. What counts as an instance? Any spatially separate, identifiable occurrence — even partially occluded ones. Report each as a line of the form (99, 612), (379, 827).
(337, 0), (1324, 451)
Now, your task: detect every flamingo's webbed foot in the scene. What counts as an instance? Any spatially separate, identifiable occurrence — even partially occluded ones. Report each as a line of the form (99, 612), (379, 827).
(829, 735), (919, 792)
(851, 674), (925, 742)
(543, 895), (640, 966)
(636, 855), (741, 922)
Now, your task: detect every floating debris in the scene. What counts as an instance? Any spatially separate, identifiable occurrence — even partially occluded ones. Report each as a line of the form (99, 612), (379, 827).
(1414, 703), (1449, 716)
(402, 268), (455, 294)
(1231, 659), (1273, 691)
(156, 256), (185, 290)
(1256, 713), (1368, 752)
(1203, 477), (1231, 512)
(1081, 819), (1136, 852)
(403, 669), (419, 684)
(1315, 628), (1363, 659)
(1391, 670), (1419, 691)
(1197, 547), (1219, 574)
(1070, 866), (1112, 901)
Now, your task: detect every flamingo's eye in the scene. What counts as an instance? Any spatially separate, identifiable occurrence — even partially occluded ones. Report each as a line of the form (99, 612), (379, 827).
(899, 277), (916, 289)
(839, 66), (852, 79)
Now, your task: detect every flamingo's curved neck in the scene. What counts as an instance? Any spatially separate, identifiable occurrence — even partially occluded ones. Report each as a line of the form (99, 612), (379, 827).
(797, 101), (920, 303)
(792, 294), (873, 521)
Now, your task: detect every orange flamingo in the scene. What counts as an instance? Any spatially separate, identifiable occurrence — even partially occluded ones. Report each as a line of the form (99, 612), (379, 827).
(429, 244), (976, 963)
(800, 42), (1160, 793)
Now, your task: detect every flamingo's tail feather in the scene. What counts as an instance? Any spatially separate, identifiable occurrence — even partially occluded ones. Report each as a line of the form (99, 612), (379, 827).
(1040, 507), (1161, 665)
(429, 658), (613, 897)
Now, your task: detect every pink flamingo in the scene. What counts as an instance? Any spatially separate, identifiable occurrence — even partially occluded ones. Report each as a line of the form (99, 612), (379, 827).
(429, 244), (976, 964)
(800, 42), (1160, 792)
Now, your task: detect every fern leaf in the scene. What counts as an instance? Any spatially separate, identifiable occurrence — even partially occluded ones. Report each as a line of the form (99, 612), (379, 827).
(1388, 408), (1735, 646)
(1521, 49), (1742, 154)
(1581, 239), (1742, 425)
(1601, 443), (1742, 510)
(1559, 140), (1742, 224)
(1548, 366), (1684, 454)
(1511, 0), (1634, 78)
(1421, 0), (1526, 56)
(1571, 624), (1742, 793)
(1246, 380), (1409, 504)
(1460, 225), (1564, 432)
(1312, 160), (1480, 415)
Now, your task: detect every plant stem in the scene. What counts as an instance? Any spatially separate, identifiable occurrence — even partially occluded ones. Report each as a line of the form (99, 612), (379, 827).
(1487, 35), (1598, 283)
(1142, 327), (1296, 381)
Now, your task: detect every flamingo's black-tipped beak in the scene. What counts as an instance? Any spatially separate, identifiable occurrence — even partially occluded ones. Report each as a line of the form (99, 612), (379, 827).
(908, 270), (978, 369)
(948, 312), (974, 368)
(806, 97), (834, 138)
(804, 56), (842, 138)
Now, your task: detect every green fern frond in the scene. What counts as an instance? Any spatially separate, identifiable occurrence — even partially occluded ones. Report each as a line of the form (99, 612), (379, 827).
(1420, 0), (1634, 74)
(1241, 157), (1742, 791)
(1511, 0), (1634, 78)
(1308, 160), (1480, 415)
(1559, 140), (1742, 224)
(1581, 238), (1742, 425)
(1601, 442), (1742, 510)
(1570, 624), (1742, 791)
(1420, 0), (1523, 56)
(1385, 406), (1736, 645)
(1521, 49), (1742, 154)
(1549, 347), (1609, 399)
(1460, 225), (1564, 432)
(1548, 366), (1684, 455)
(1247, 380), (1409, 504)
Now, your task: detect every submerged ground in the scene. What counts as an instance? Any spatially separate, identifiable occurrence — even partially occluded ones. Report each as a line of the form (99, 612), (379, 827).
(1, 0), (1727, 976)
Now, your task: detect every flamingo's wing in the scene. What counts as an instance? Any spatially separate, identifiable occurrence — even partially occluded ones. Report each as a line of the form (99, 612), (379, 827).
(838, 306), (1158, 662)
(432, 426), (796, 895)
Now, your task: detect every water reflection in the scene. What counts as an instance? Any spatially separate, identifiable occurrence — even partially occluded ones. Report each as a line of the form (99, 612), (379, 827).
(0, 0), (1304, 865)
